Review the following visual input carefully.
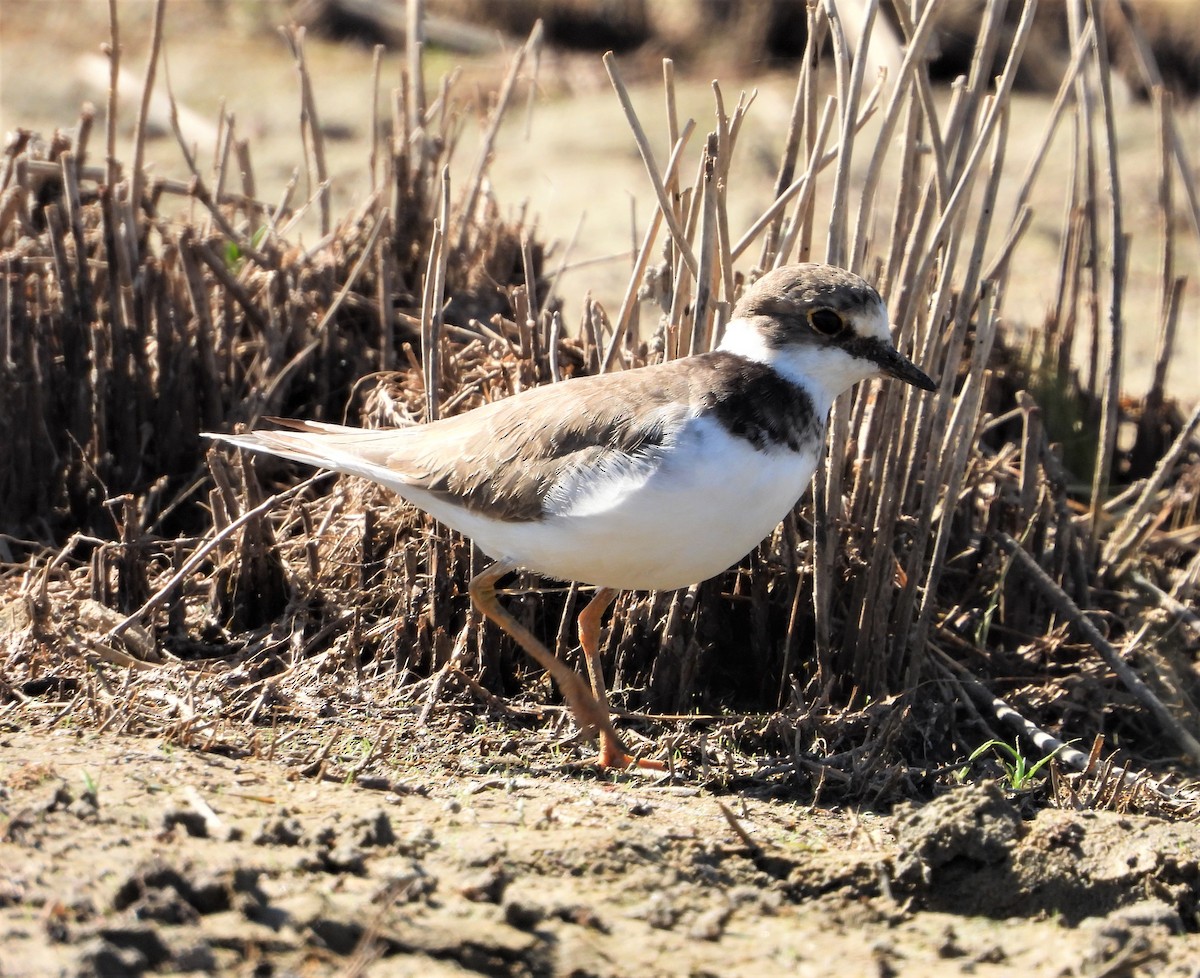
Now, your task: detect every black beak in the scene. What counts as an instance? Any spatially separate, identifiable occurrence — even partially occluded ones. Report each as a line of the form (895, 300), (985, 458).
(871, 341), (937, 391)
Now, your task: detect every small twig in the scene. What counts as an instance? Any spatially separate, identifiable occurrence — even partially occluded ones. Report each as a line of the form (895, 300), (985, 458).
(251, 206), (387, 425)
(295, 726), (344, 780)
(449, 666), (519, 718)
(544, 210), (587, 312)
(20, 158), (281, 215)
(184, 785), (227, 837)
(161, 58), (271, 267)
(193, 240), (268, 333)
(418, 623), (470, 725)
(1104, 401), (1200, 570)
(346, 723), (388, 779)
(1130, 572), (1200, 634)
(715, 799), (764, 859)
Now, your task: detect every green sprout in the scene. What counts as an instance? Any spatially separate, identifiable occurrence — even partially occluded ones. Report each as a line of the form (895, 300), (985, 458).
(968, 738), (1063, 792)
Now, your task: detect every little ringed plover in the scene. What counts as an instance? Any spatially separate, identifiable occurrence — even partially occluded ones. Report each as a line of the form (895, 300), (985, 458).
(207, 262), (937, 769)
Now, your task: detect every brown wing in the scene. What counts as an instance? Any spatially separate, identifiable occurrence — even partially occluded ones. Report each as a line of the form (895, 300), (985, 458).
(387, 365), (699, 522)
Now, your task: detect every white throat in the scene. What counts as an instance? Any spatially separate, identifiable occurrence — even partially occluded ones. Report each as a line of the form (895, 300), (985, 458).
(718, 316), (882, 413)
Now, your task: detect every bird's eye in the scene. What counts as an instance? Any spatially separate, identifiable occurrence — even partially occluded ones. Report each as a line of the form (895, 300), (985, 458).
(808, 308), (845, 336)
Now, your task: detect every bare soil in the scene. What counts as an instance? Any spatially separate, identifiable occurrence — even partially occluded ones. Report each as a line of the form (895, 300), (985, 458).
(3, 725), (1199, 977)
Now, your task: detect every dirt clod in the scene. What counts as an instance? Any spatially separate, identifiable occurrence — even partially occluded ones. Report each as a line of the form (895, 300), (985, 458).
(161, 807), (210, 838)
(893, 788), (1200, 925)
(73, 937), (147, 978)
(688, 903), (733, 941)
(460, 863), (511, 903)
(893, 782), (1024, 885)
(306, 842), (368, 875)
(504, 898), (546, 930)
(253, 813), (305, 847)
(348, 808), (397, 847)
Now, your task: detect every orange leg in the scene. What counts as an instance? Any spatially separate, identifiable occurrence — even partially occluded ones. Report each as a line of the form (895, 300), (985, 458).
(577, 587), (665, 770)
(578, 587), (619, 706)
(468, 562), (661, 769)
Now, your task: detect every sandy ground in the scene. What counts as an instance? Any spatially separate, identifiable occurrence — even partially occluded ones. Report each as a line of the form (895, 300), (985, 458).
(3, 727), (1200, 977)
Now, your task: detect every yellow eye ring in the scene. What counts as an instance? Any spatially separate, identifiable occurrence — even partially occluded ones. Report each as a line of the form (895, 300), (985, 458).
(808, 308), (845, 337)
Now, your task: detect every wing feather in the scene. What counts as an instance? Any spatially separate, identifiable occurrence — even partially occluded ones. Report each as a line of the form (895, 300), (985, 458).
(207, 357), (718, 522)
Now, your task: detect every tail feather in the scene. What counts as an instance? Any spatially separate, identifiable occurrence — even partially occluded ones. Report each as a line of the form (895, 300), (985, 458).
(203, 422), (416, 492)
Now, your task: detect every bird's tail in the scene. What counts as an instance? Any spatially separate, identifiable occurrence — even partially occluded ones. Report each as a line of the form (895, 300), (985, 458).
(203, 418), (415, 489)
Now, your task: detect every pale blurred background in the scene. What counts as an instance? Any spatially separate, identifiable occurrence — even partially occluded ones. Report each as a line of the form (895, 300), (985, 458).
(2, 0), (1197, 401)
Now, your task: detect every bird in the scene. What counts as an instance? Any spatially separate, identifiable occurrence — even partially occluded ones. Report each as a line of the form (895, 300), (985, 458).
(206, 263), (936, 769)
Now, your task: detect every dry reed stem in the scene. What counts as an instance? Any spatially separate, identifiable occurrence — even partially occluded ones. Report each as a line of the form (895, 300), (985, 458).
(823, 0), (874, 269)
(663, 59), (680, 190)
(771, 98), (836, 268)
(370, 44), (384, 192)
(1150, 87), (1175, 406)
(906, 1), (1038, 341)
(691, 135), (719, 357)
(104, 0), (120, 188)
(1007, 23), (1096, 246)
(130, 0), (166, 210)
(407, 0), (426, 136)
(893, 108), (1010, 678)
(600, 120), (696, 373)
(455, 21), (542, 256)
(603, 51), (698, 280)
(1113, 0), (1200, 243)
(1085, 0), (1127, 533)
(849, 0), (946, 268)
(280, 26), (330, 237)
(908, 291), (998, 682)
(2, 0), (1199, 806)
(420, 167), (452, 421)
(757, 24), (808, 270)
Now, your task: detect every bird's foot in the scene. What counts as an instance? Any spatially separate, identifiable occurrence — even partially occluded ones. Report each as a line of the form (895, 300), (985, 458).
(596, 732), (667, 771)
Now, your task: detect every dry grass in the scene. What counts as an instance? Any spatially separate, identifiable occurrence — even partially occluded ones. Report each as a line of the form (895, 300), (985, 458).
(1, 0), (1198, 815)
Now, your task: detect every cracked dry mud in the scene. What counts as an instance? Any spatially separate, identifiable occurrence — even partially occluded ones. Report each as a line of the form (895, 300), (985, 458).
(2, 729), (1199, 977)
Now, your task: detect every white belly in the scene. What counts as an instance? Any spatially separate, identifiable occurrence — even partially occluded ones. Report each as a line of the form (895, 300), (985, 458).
(411, 415), (822, 590)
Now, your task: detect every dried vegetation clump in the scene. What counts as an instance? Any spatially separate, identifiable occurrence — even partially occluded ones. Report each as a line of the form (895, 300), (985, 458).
(1, 2), (1198, 815)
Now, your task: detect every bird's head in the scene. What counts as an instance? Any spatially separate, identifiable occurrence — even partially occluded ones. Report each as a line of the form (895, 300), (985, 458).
(719, 263), (936, 407)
